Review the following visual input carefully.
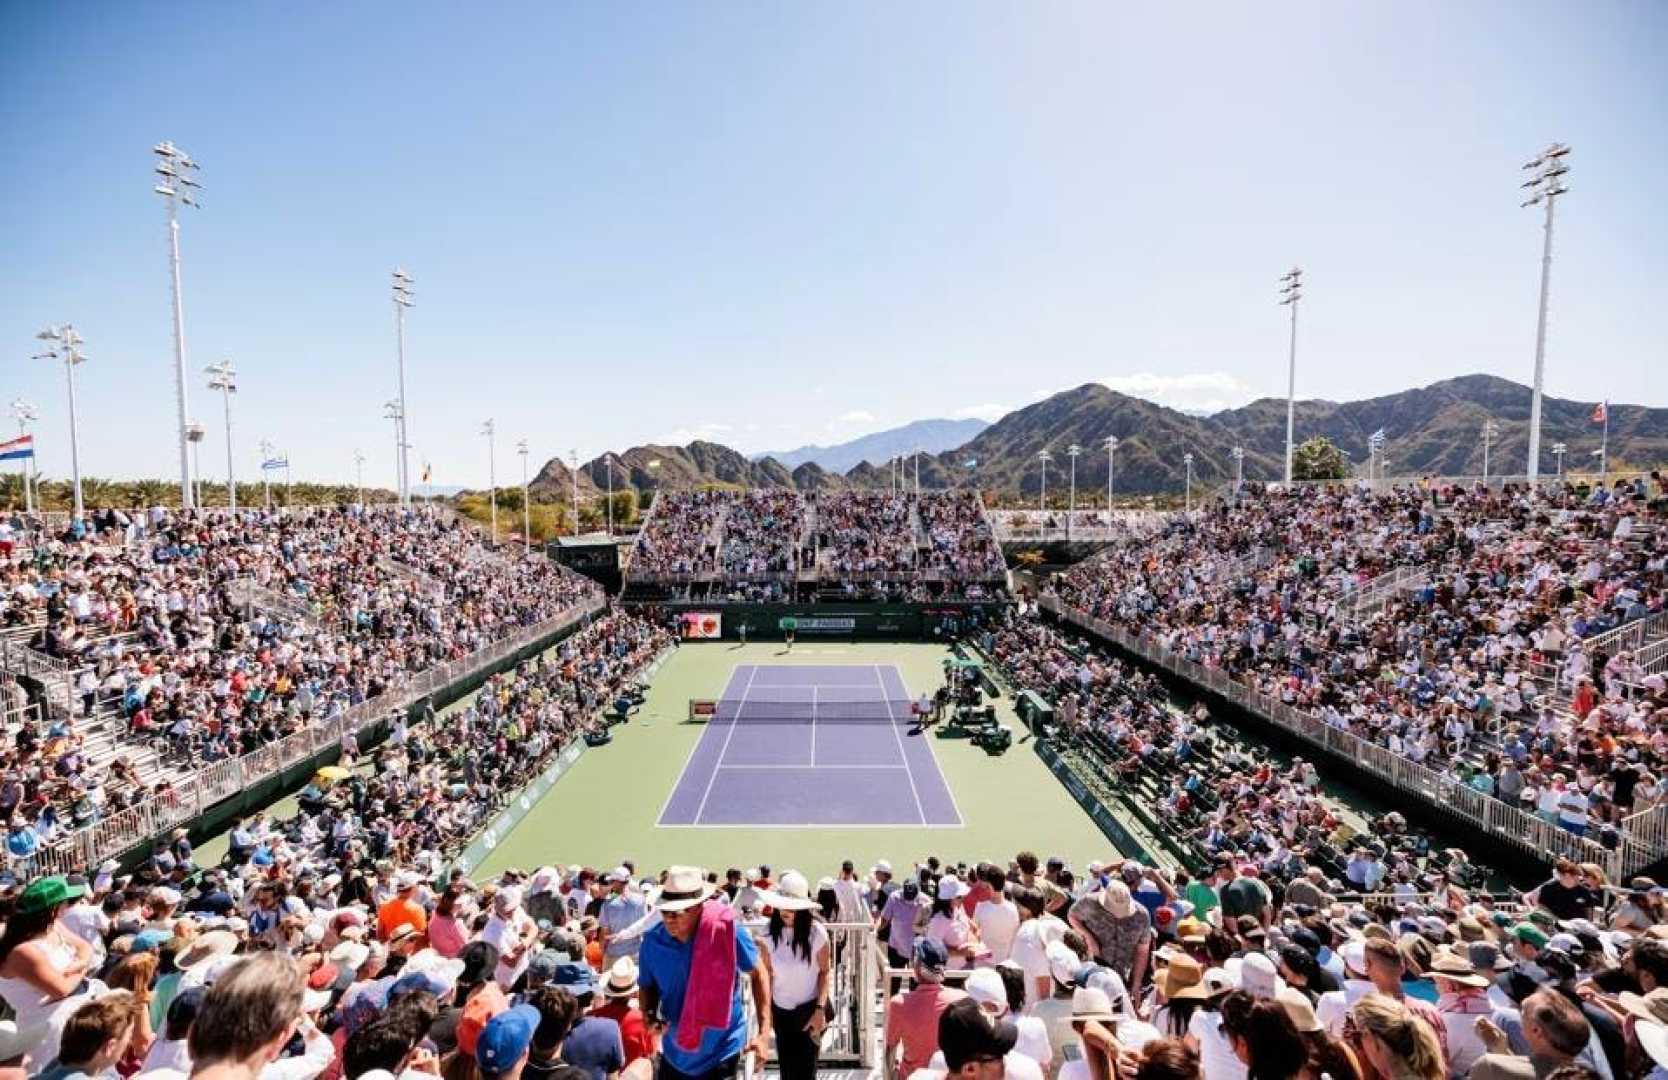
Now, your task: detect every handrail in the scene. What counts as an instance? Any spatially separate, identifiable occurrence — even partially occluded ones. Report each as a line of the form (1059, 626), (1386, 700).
(2, 597), (606, 876)
(1038, 593), (1646, 879)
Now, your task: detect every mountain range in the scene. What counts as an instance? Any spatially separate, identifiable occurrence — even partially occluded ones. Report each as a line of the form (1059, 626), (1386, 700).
(523, 374), (1665, 501)
(753, 417), (989, 473)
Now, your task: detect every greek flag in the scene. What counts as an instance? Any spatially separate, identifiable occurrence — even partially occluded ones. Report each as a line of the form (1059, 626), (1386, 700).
(261, 456), (288, 471)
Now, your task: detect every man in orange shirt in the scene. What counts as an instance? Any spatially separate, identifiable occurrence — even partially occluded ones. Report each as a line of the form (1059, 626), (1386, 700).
(378, 870), (429, 942)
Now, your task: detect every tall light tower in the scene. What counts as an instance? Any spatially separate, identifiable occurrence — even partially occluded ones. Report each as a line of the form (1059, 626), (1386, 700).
(186, 422), (206, 508)
(353, 449), (366, 508)
(1520, 144), (1570, 483)
(569, 449), (580, 536)
(382, 401), (403, 508)
(602, 452), (615, 535)
(1037, 450), (1052, 514)
(153, 142), (201, 509)
(1551, 442), (1567, 484)
(1367, 428), (1387, 484)
(1481, 418), (1499, 481)
(33, 326), (87, 517)
(1066, 444), (1081, 539)
(205, 361), (238, 511)
(1103, 435), (1119, 515)
(1183, 452), (1195, 512)
(913, 448), (921, 496)
(391, 269), (415, 506)
(10, 400), (37, 513)
(1231, 446), (1245, 503)
(1279, 267), (1303, 487)
(482, 419), (498, 544)
(258, 438), (275, 509)
(517, 439), (530, 553)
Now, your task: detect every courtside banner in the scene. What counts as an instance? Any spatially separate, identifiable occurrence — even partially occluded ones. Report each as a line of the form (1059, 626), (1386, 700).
(794, 616), (856, 633)
(681, 611), (723, 639)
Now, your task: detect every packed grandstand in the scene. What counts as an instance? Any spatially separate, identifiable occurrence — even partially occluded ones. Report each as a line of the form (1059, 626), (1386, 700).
(0, 472), (1665, 1080)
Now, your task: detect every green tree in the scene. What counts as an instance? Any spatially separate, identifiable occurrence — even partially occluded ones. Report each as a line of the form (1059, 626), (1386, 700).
(1292, 437), (1348, 482)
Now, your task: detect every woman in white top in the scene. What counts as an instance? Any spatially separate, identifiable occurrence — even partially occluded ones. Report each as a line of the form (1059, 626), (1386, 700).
(925, 875), (982, 969)
(757, 871), (831, 1080)
(0, 875), (105, 1067)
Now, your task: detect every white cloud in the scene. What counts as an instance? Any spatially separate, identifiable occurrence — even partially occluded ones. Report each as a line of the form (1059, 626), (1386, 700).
(951, 403), (1011, 422)
(657, 422), (734, 444)
(835, 409), (876, 425)
(1099, 372), (1254, 413)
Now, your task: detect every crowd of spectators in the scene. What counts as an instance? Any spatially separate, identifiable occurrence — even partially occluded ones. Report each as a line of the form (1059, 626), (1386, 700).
(813, 492), (919, 575)
(630, 493), (727, 576)
(717, 492), (802, 576)
(919, 493), (1007, 581)
(0, 505), (601, 867)
(1049, 477), (1667, 848)
(11, 835), (1668, 1080)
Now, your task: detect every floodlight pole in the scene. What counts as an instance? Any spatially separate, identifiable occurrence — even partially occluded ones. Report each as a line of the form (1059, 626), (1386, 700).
(1232, 446), (1245, 504)
(259, 438), (274, 509)
(604, 452), (614, 535)
(1037, 450), (1051, 514)
(1279, 267), (1303, 486)
(1184, 452), (1195, 512)
(392, 270), (415, 506)
(354, 449), (366, 509)
(154, 142), (200, 509)
(1066, 444), (1081, 539)
(482, 419), (497, 544)
(34, 327), (87, 518)
(1103, 436), (1118, 516)
(206, 361), (238, 511)
(517, 439), (530, 552)
(1482, 419), (1498, 481)
(10, 401), (37, 513)
(186, 423), (205, 507)
(570, 449), (579, 536)
(913, 449), (920, 496)
(382, 401), (402, 509)
(1521, 144), (1570, 483)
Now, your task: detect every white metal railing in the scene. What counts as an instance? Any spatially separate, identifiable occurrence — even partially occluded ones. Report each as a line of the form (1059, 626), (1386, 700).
(1351, 565), (1430, 622)
(1581, 609), (1668, 656)
(1038, 593), (1647, 878)
(226, 578), (318, 626)
(1, 597), (605, 876)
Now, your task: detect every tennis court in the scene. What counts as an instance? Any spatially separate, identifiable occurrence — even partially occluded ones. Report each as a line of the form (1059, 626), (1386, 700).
(658, 664), (961, 827)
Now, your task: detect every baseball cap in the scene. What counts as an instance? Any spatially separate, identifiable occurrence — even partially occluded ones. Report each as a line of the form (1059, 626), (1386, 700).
(477, 1003), (540, 1076)
(964, 968), (1008, 1014)
(938, 998), (1018, 1070)
(1047, 942), (1080, 986)
(914, 937), (948, 977)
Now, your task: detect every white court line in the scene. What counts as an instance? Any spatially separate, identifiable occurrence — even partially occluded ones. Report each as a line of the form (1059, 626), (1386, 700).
(882, 664), (967, 828)
(876, 664), (927, 826)
(655, 662), (748, 826)
(811, 685), (818, 767)
(693, 664), (758, 825)
(657, 822), (967, 830)
(715, 763), (913, 771)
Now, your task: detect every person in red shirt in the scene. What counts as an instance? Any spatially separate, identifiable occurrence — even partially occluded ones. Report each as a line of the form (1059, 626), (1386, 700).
(591, 956), (655, 1066)
(377, 871), (428, 942)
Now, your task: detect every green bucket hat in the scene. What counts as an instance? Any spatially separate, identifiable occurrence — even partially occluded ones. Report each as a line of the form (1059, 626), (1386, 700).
(1512, 924), (1550, 950)
(17, 875), (86, 915)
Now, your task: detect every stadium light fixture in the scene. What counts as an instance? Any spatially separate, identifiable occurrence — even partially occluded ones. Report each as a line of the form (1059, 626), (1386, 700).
(34, 325), (87, 518)
(1102, 435), (1119, 516)
(10, 399), (38, 513)
(517, 438), (530, 552)
(154, 141), (201, 510)
(1551, 442), (1567, 483)
(206, 360), (238, 511)
(602, 450), (615, 536)
(382, 400), (403, 507)
(353, 448), (366, 509)
(569, 448), (579, 535)
(185, 421), (206, 507)
(259, 437), (276, 509)
(391, 268), (415, 506)
(1183, 452), (1195, 512)
(1037, 450), (1052, 515)
(1066, 444), (1081, 539)
(1521, 143), (1570, 484)
(1278, 267), (1303, 487)
(1231, 445), (1245, 503)
(1481, 418), (1499, 482)
(481, 419), (497, 545)
(1367, 428), (1387, 484)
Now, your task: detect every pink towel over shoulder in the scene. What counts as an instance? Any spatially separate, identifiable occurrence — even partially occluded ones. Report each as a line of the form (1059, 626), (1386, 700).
(676, 900), (738, 1052)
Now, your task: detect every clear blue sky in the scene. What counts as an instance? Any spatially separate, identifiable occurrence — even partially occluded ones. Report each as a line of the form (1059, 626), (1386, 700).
(2, 2), (1663, 488)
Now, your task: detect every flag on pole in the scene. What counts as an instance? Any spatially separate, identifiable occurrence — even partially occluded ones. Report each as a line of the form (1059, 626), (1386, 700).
(261, 456), (288, 471)
(0, 434), (34, 462)
(1592, 401), (1607, 424)
(422, 462), (432, 483)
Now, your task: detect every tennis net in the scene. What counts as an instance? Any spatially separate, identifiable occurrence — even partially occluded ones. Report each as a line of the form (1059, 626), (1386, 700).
(690, 696), (919, 724)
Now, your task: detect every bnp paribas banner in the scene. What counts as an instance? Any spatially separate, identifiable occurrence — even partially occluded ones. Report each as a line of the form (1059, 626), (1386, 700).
(448, 740), (586, 880)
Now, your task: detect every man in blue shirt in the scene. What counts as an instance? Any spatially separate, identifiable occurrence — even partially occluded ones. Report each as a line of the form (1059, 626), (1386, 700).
(637, 867), (769, 1080)
(599, 868), (648, 961)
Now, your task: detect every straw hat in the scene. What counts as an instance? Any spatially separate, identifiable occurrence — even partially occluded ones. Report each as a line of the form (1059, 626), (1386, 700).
(1160, 953), (1207, 1001)
(1069, 987), (1120, 1023)
(656, 866), (714, 912)
(1620, 989), (1668, 1028)
(1277, 986), (1322, 1033)
(1427, 947), (1490, 988)
(759, 871), (820, 912)
(177, 930), (239, 971)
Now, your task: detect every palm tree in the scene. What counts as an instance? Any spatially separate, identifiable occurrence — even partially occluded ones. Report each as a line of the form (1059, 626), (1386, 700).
(132, 479), (169, 508)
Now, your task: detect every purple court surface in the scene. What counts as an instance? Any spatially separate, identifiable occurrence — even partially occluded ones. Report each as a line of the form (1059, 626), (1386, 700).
(657, 664), (962, 827)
